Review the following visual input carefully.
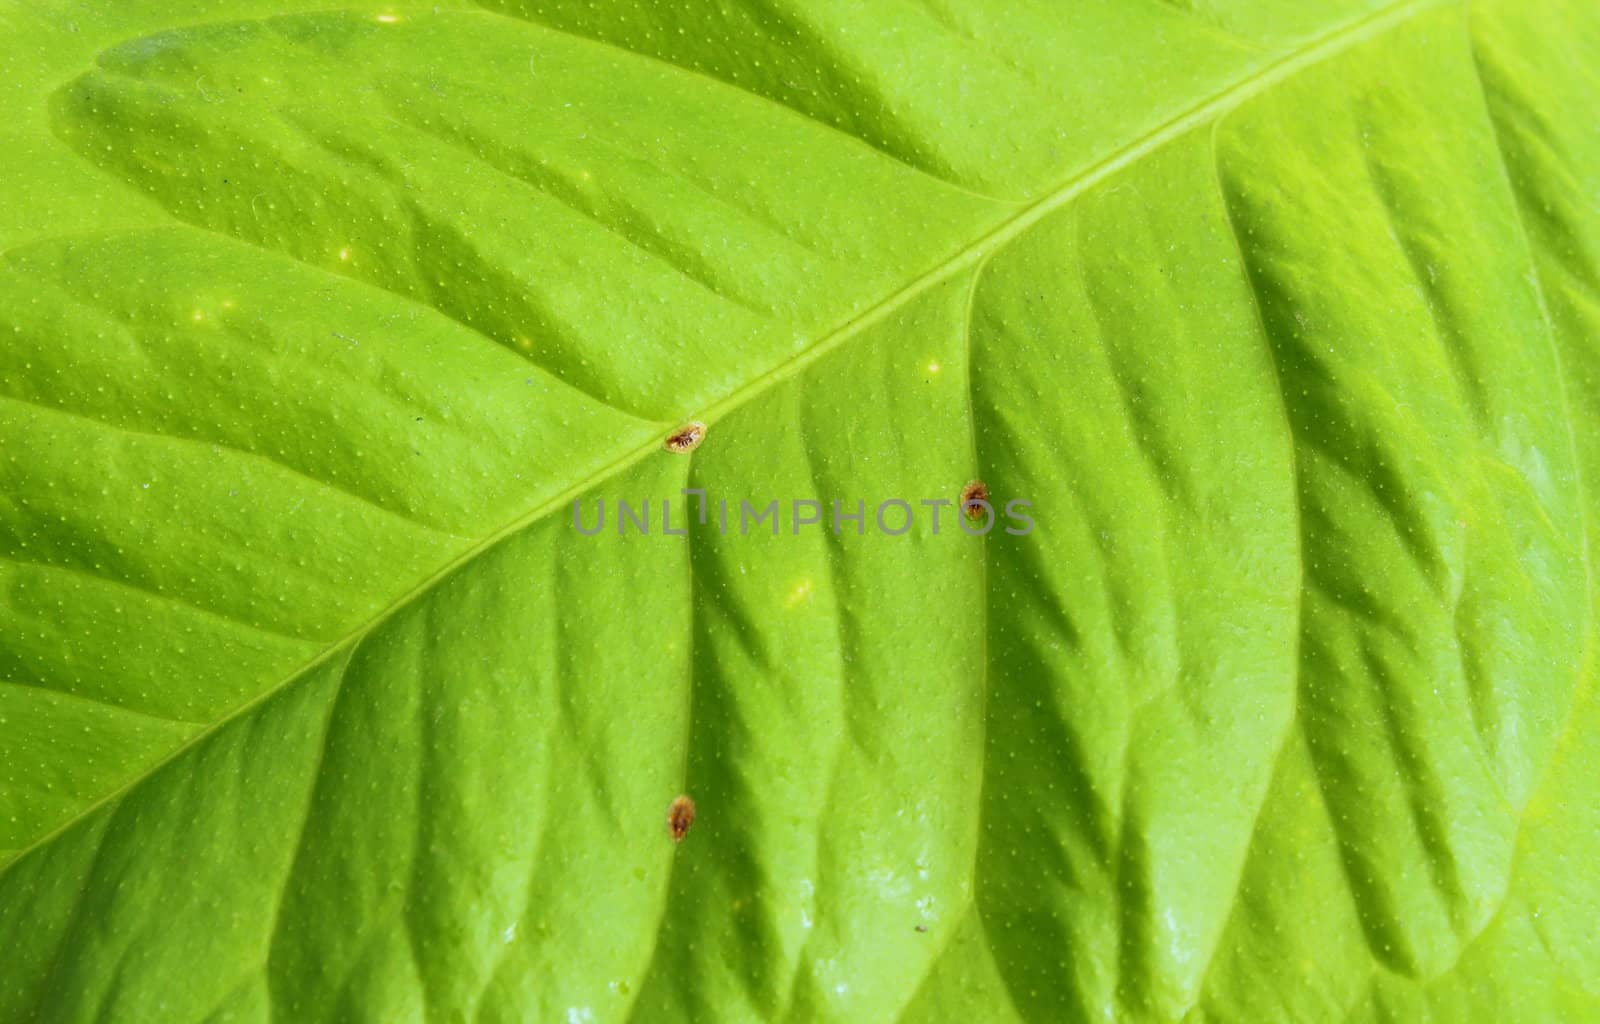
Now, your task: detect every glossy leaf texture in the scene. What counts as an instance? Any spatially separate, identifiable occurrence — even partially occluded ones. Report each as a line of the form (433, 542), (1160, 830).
(2, 0), (1598, 1021)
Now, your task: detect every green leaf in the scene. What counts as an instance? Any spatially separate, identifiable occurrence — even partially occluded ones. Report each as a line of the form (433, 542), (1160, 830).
(2, 0), (1598, 1020)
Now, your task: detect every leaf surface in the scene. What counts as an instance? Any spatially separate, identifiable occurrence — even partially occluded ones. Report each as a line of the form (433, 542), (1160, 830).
(1, 0), (1598, 1020)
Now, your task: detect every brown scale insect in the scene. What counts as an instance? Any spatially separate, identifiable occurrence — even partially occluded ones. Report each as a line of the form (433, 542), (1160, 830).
(960, 479), (991, 521)
(667, 795), (696, 843)
(664, 421), (707, 453)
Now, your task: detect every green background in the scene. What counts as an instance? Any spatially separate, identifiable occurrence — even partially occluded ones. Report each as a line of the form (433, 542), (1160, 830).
(2, 0), (1598, 1020)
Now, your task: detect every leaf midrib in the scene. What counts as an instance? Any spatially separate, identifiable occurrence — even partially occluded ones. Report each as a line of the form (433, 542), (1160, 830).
(0, 0), (1447, 876)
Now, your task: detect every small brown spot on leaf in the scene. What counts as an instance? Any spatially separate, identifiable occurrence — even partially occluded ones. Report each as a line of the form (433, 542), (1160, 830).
(960, 479), (990, 520)
(667, 795), (696, 842)
(914, 924), (928, 933)
(664, 421), (706, 453)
